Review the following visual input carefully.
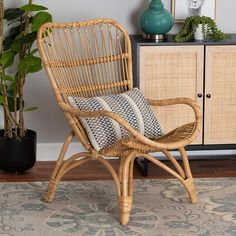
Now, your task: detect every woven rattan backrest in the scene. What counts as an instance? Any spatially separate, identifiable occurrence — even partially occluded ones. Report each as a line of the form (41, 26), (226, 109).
(38, 18), (133, 103)
(37, 18), (133, 151)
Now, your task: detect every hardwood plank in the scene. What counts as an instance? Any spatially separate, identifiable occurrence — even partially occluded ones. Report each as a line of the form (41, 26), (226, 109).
(0, 157), (235, 182)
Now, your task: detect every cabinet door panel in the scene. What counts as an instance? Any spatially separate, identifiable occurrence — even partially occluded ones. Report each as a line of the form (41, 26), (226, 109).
(205, 46), (236, 144)
(140, 46), (204, 144)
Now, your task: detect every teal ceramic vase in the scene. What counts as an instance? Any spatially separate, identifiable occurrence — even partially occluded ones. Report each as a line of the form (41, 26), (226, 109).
(139, 0), (174, 39)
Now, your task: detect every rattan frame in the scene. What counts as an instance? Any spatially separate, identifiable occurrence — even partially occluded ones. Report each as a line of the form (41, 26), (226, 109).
(37, 18), (202, 225)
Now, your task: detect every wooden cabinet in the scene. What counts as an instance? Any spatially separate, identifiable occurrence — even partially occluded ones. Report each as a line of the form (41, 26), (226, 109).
(131, 35), (236, 147)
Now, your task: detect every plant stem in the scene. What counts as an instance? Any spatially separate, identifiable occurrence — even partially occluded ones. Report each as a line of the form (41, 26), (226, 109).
(1, 78), (13, 137)
(0, 0), (13, 137)
(13, 84), (17, 131)
(18, 0), (33, 137)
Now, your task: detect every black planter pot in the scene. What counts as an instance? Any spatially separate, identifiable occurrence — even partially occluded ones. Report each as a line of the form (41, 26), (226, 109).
(0, 129), (37, 173)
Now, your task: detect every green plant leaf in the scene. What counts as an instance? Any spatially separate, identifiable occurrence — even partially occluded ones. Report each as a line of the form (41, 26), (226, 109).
(174, 15), (229, 42)
(18, 55), (42, 74)
(7, 89), (14, 97)
(30, 48), (39, 55)
(4, 36), (15, 51)
(24, 106), (38, 112)
(9, 81), (17, 90)
(0, 51), (15, 68)
(4, 35), (17, 51)
(4, 8), (25, 21)
(20, 4), (48, 12)
(3, 75), (14, 81)
(31, 12), (52, 32)
(9, 25), (21, 36)
(10, 42), (21, 53)
(3, 24), (22, 50)
(10, 35), (22, 52)
(13, 32), (38, 45)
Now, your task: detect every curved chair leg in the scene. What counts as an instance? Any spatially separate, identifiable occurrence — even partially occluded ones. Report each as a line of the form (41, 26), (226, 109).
(140, 152), (197, 205)
(128, 157), (135, 197)
(44, 177), (60, 203)
(119, 151), (136, 225)
(181, 176), (197, 204)
(118, 157), (125, 182)
(43, 131), (74, 203)
(179, 147), (197, 203)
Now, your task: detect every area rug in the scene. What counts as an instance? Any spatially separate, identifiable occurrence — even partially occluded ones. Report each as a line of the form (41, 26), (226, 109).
(0, 178), (235, 236)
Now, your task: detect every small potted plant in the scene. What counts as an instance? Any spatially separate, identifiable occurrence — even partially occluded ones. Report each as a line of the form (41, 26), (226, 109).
(174, 15), (228, 43)
(0, 0), (52, 173)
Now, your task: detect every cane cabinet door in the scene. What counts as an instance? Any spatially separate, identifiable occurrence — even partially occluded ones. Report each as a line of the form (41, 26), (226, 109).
(139, 46), (204, 144)
(205, 46), (236, 144)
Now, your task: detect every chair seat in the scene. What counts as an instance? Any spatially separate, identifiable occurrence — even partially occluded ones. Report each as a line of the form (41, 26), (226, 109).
(100, 122), (195, 157)
(154, 122), (195, 144)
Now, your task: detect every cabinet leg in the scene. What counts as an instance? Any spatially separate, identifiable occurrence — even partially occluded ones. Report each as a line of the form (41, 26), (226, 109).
(135, 158), (148, 176)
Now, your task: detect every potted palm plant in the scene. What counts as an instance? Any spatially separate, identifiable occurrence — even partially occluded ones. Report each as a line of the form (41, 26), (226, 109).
(174, 15), (228, 43)
(0, 0), (52, 173)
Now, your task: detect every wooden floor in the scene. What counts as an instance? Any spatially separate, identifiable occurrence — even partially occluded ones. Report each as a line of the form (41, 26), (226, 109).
(0, 157), (235, 182)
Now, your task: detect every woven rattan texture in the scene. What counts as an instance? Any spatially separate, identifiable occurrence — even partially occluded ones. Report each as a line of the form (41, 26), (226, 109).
(205, 46), (236, 144)
(40, 20), (132, 100)
(140, 46), (203, 144)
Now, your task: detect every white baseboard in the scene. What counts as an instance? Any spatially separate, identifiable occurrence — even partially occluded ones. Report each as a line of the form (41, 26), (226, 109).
(37, 142), (86, 161)
(36, 142), (236, 161)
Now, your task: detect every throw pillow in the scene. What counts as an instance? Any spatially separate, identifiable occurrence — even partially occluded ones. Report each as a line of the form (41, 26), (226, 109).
(68, 88), (164, 151)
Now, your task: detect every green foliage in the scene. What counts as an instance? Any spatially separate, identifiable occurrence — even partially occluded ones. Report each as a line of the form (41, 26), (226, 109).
(7, 96), (17, 112)
(32, 12), (52, 32)
(18, 55), (42, 74)
(0, 51), (15, 68)
(174, 15), (229, 43)
(2, 75), (14, 81)
(13, 31), (38, 46)
(0, 0), (52, 138)
(4, 8), (25, 21)
(3, 9), (24, 50)
(30, 48), (38, 55)
(20, 4), (48, 12)
(4, 28), (21, 51)
(24, 106), (37, 112)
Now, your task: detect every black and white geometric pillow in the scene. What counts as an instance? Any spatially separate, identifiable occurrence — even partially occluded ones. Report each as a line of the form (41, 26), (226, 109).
(68, 88), (164, 151)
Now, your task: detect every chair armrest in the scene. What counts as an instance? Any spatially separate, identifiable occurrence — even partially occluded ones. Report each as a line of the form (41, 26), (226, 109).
(59, 101), (146, 139)
(59, 101), (167, 148)
(147, 97), (202, 145)
(147, 97), (202, 123)
(59, 100), (201, 150)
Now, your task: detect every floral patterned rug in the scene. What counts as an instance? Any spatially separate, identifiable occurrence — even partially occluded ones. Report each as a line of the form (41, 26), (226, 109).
(0, 178), (235, 236)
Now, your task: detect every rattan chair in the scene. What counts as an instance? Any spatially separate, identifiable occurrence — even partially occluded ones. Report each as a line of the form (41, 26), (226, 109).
(37, 18), (202, 225)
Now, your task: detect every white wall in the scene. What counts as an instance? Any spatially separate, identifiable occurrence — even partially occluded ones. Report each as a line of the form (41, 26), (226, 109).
(0, 107), (3, 128)
(1, 0), (236, 159)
